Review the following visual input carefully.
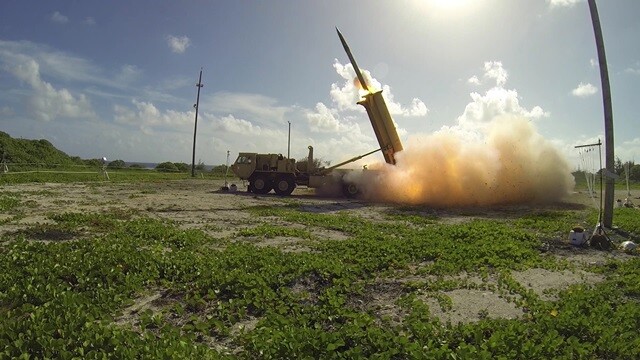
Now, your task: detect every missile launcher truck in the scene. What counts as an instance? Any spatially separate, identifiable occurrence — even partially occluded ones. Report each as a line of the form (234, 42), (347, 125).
(230, 28), (403, 197)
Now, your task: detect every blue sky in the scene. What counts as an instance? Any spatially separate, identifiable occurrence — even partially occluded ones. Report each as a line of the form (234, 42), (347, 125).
(0, 0), (638, 167)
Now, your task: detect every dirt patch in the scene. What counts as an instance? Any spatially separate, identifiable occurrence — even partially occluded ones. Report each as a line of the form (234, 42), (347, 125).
(115, 290), (165, 326)
(349, 280), (409, 327)
(288, 272), (329, 306)
(18, 227), (78, 242)
(512, 268), (605, 301)
(241, 235), (313, 253)
(422, 289), (522, 325)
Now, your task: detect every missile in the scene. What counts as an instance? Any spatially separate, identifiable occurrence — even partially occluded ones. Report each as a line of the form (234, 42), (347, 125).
(336, 27), (370, 92)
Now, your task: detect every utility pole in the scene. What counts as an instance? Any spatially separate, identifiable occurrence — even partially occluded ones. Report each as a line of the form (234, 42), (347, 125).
(191, 68), (204, 177)
(287, 121), (291, 159)
(588, 0), (614, 228)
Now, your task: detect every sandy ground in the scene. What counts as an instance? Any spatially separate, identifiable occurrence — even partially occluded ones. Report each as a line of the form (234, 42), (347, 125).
(1, 179), (638, 326)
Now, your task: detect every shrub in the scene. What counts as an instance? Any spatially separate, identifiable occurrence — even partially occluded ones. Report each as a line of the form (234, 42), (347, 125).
(107, 160), (126, 169)
(155, 162), (179, 172)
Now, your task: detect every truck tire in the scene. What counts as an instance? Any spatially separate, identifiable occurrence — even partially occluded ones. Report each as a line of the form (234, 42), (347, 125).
(274, 176), (296, 196)
(342, 182), (359, 198)
(251, 175), (272, 194)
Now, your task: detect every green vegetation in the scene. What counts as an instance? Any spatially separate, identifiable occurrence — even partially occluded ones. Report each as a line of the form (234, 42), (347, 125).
(1, 196), (639, 358)
(0, 131), (81, 167)
(2, 133), (637, 358)
(573, 168), (640, 191)
(155, 162), (192, 173)
(107, 160), (126, 169)
(0, 132), (229, 184)
(0, 193), (21, 212)
(0, 169), (227, 185)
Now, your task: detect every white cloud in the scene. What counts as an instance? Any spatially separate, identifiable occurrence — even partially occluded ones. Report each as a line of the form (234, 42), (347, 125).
(455, 62), (549, 132)
(51, 11), (69, 24)
(625, 62), (640, 75)
(166, 35), (191, 54)
(406, 98), (429, 117)
(457, 88), (548, 130)
(616, 138), (640, 162)
(329, 60), (362, 111)
(215, 115), (259, 134)
(114, 99), (193, 134)
(328, 59), (428, 117)
(590, 58), (597, 68)
(208, 92), (291, 125)
(83, 17), (96, 26)
(571, 82), (598, 97)
(467, 75), (481, 85)
(8, 59), (95, 121)
(307, 102), (341, 133)
(209, 114), (290, 155)
(1, 106), (14, 116)
(116, 64), (142, 84)
(0, 40), (136, 91)
(213, 114), (280, 137)
(483, 61), (508, 87)
(525, 106), (549, 119)
(547, 0), (584, 8)
(381, 86), (429, 117)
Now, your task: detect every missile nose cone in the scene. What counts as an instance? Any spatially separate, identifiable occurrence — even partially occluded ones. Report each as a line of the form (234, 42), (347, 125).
(335, 28), (370, 93)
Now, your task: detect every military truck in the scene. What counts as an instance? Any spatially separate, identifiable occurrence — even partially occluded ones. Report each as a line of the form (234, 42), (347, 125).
(230, 28), (403, 197)
(230, 146), (382, 196)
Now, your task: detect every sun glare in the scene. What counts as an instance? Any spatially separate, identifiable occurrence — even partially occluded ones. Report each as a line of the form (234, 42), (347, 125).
(430, 0), (470, 10)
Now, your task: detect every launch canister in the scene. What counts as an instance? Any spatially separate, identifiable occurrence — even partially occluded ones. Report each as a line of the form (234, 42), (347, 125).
(335, 27), (404, 165)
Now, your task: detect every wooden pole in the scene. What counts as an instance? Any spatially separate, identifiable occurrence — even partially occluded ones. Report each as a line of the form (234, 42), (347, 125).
(191, 68), (204, 177)
(588, 0), (614, 228)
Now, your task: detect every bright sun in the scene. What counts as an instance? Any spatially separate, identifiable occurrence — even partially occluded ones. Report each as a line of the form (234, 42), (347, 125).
(430, 0), (470, 10)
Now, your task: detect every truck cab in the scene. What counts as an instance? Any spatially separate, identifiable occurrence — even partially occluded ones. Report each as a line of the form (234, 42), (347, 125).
(230, 153), (257, 180)
(230, 152), (298, 195)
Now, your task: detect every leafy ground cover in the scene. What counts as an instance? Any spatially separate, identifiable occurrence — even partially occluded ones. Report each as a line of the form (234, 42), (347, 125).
(1, 180), (639, 359)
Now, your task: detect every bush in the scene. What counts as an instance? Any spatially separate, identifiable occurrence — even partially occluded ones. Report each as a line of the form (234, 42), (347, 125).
(174, 163), (189, 172)
(107, 160), (126, 169)
(155, 162), (179, 172)
(210, 165), (227, 175)
(83, 158), (103, 168)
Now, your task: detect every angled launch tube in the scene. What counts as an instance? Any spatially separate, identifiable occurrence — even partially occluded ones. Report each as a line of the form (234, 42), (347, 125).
(336, 27), (403, 165)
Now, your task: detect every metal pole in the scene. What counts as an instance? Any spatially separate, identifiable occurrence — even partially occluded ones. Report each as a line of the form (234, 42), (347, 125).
(191, 68), (204, 177)
(588, 0), (614, 228)
(598, 139), (603, 224)
(287, 121), (291, 159)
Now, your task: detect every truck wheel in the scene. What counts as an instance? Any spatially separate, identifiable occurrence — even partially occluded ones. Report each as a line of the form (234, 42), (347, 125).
(251, 175), (272, 194)
(274, 176), (296, 196)
(342, 182), (359, 198)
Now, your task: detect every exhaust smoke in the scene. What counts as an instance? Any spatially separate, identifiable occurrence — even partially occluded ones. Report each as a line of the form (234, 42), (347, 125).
(353, 115), (575, 207)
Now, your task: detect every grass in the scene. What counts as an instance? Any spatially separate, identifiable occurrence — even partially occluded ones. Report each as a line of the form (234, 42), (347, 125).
(0, 167), (226, 184)
(1, 180), (639, 359)
(0, 193), (21, 212)
(573, 172), (640, 191)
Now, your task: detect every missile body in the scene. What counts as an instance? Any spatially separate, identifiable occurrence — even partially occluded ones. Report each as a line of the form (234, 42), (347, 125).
(336, 27), (370, 93)
(335, 27), (404, 165)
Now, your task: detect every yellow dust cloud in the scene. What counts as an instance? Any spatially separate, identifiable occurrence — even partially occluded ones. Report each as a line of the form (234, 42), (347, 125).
(354, 115), (575, 207)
